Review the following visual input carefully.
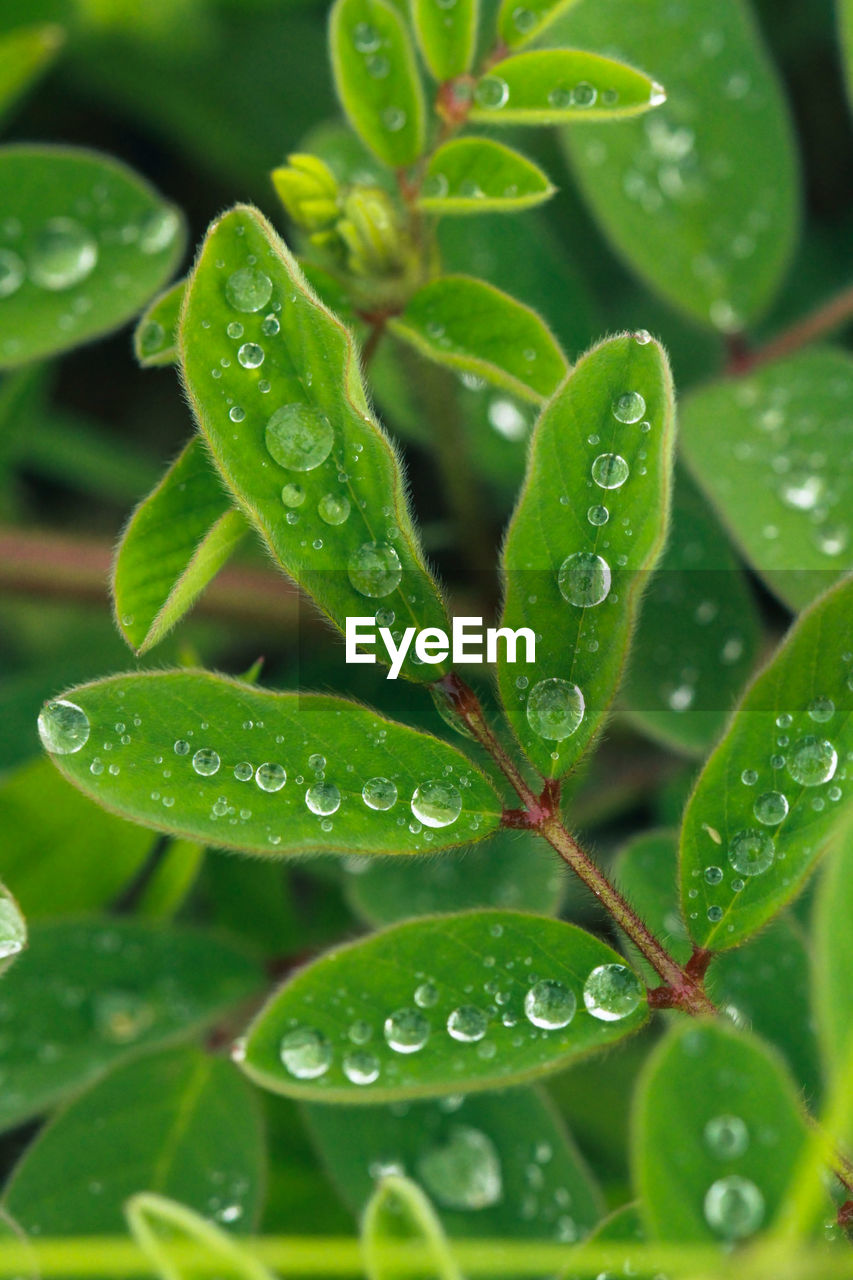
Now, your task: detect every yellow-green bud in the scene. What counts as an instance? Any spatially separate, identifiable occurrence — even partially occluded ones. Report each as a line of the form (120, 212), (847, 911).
(271, 154), (339, 231)
(337, 187), (404, 278)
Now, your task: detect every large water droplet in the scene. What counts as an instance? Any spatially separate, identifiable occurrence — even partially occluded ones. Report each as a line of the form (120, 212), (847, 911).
(524, 980), (577, 1030)
(411, 780), (462, 828)
(343, 1050), (380, 1084)
(753, 791), (788, 826)
(558, 551), (612, 607)
(384, 1007), (430, 1053)
(474, 76), (509, 110)
(192, 749), (220, 776)
(704, 1114), (749, 1159)
(787, 736), (837, 787)
(582, 964), (641, 1021)
(265, 404), (334, 471)
(362, 776), (398, 810)
(612, 391), (646, 423)
(447, 1005), (488, 1042)
(727, 829), (774, 876)
(526, 678), (585, 741)
(225, 267), (272, 313)
(305, 781), (341, 816)
(37, 699), (90, 754)
(255, 762), (286, 792)
(29, 218), (97, 290)
(138, 207), (180, 254)
(280, 1026), (332, 1079)
(348, 542), (402, 597)
(418, 1127), (503, 1210)
(238, 342), (264, 369)
(704, 1175), (764, 1240)
(591, 453), (630, 489)
(318, 492), (351, 525)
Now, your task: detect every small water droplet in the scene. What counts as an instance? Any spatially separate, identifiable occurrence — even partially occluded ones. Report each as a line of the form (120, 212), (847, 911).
(0, 249), (25, 297)
(414, 981), (438, 1009)
(558, 551), (611, 607)
(238, 342), (264, 368)
(728, 829), (774, 876)
(807, 696), (835, 724)
(787, 736), (837, 787)
(704, 1175), (764, 1240)
(305, 781), (341, 816)
(266, 404), (334, 471)
(343, 1050), (380, 1084)
(362, 776), (398, 810)
(29, 218), (97, 290)
(192, 749), (220, 777)
(475, 76), (509, 110)
(225, 267), (272, 313)
(418, 1127), (503, 1210)
(348, 542), (402, 597)
(704, 1114), (749, 1159)
(612, 391), (646, 423)
(234, 761), (254, 781)
(587, 504), (609, 526)
(281, 482), (305, 507)
(318, 492), (351, 525)
(37, 699), (90, 754)
(582, 964), (642, 1021)
(753, 791), (788, 826)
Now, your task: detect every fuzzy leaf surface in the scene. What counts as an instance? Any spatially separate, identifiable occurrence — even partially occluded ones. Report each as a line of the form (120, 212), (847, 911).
(497, 0), (582, 50)
(469, 50), (664, 126)
(418, 138), (555, 215)
(134, 277), (185, 366)
(411, 0), (477, 79)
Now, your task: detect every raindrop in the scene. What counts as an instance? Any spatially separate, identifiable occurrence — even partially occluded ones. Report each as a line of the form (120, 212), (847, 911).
(753, 791), (788, 826)
(512, 5), (536, 32)
(29, 218), (97, 290)
(704, 866), (723, 885)
(318, 493), (351, 525)
(138, 207), (180, 254)
(381, 106), (406, 132)
(411, 780), (462, 828)
(238, 342), (264, 368)
(612, 391), (646, 423)
(704, 1114), (749, 1159)
(447, 1005), (488, 1042)
(225, 267), (272, 313)
(384, 1008), (430, 1053)
(728, 829), (775, 877)
(524, 980), (577, 1030)
(348, 542), (402, 597)
(174, 739), (190, 756)
(256, 762), (286, 792)
(558, 551), (612, 607)
(526, 678), (585, 741)
(305, 781), (341, 816)
(414, 981), (438, 1008)
(418, 1127), (503, 1210)
(192, 749), (220, 776)
(343, 1050), (380, 1085)
(0, 249), (25, 297)
(234, 762), (254, 781)
(37, 699), (90, 754)
(807, 696), (835, 724)
(352, 20), (380, 51)
(587, 504), (609, 526)
(741, 769), (757, 786)
(362, 776), (398, 810)
(704, 1175), (764, 1241)
(266, 404), (334, 471)
(281, 482), (305, 507)
(280, 1026), (332, 1079)
(592, 453), (630, 489)
(787, 736), (837, 787)
(474, 76), (509, 110)
(582, 964), (642, 1021)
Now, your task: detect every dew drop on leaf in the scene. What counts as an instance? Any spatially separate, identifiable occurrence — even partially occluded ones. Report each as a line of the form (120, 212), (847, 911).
(138, 207), (180, 254)
(474, 76), (509, 110)
(704, 1114), (749, 1159)
(318, 493), (351, 525)
(255, 762), (286, 792)
(265, 404), (334, 471)
(237, 342), (264, 368)
(414, 981), (439, 1009)
(281, 482), (305, 507)
(234, 761), (254, 781)
(343, 1050), (380, 1084)
(727, 829), (775, 876)
(612, 391), (646, 423)
(305, 781), (341, 816)
(786, 736), (837, 787)
(591, 453), (630, 489)
(37, 699), (90, 754)
(587, 504), (609, 526)
(446, 1005), (488, 1042)
(417, 1127), (503, 1210)
(703, 1175), (764, 1240)
(192, 749), (220, 777)
(558, 551), (612, 607)
(582, 963), (641, 1021)
(524, 980), (577, 1030)
(411, 780), (462, 828)
(362, 776), (398, 810)
(383, 1008), (430, 1053)
(347, 542), (403, 598)
(225, 266), (272, 313)
(29, 218), (97, 290)
(753, 790), (788, 826)
(526, 678), (585, 741)
(0, 248), (25, 297)
(280, 1026), (332, 1079)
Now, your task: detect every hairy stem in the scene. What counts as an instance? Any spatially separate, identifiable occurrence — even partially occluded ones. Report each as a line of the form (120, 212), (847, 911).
(728, 280), (853, 375)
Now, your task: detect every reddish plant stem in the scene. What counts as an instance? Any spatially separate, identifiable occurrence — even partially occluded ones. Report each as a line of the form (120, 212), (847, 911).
(726, 280), (853, 376)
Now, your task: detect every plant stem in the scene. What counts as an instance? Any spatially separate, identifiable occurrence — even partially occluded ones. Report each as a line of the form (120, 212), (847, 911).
(727, 280), (853, 375)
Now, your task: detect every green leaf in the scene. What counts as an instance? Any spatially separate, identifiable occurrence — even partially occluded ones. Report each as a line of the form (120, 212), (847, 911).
(0, 757), (154, 916)
(469, 51), (665, 126)
(497, 0), (581, 50)
(344, 828), (566, 928)
(389, 276), (568, 404)
(411, 0), (477, 81)
(136, 839), (205, 919)
(634, 1019), (813, 1244)
(0, 145), (185, 368)
(840, 0), (853, 110)
(134, 276), (185, 367)
(0, 23), (63, 123)
(621, 469), (762, 756)
(127, 1194), (275, 1280)
(40, 670), (501, 857)
(305, 1084), (603, 1239)
(330, 0), (425, 168)
(180, 204), (449, 682)
(813, 836), (853, 1092)
(239, 909), (647, 1102)
(681, 349), (853, 612)
(560, 0), (798, 330)
(362, 1176), (461, 1280)
(418, 138), (555, 215)
(0, 1208), (35, 1280)
(0, 919), (261, 1133)
(497, 332), (675, 777)
(4, 1047), (265, 1234)
(0, 881), (25, 978)
(113, 438), (248, 655)
(679, 574), (853, 951)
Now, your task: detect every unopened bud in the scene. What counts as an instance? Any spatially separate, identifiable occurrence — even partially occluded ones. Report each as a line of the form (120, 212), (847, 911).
(272, 154), (339, 230)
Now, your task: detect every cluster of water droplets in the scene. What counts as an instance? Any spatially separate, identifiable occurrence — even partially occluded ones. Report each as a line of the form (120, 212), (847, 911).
(349, 21), (410, 134)
(471, 70), (664, 117)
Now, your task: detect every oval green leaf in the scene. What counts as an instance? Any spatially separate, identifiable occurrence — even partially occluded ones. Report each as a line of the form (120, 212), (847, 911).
(419, 138), (555, 215)
(389, 275), (568, 404)
(128, 1194), (275, 1280)
(560, 0), (798, 330)
(679, 574), (853, 951)
(498, 332), (675, 777)
(0, 145), (185, 368)
(497, 0), (582, 49)
(469, 50), (665, 126)
(113, 438), (248, 655)
(134, 276), (185, 367)
(634, 1019), (813, 1244)
(0, 23), (63, 123)
(330, 0), (426, 168)
(180, 204), (449, 682)
(40, 670), (501, 857)
(681, 349), (853, 612)
(362, 1176), (461, 1280)
(239, 909), (647, 1102)
(412, 0), (477, 80)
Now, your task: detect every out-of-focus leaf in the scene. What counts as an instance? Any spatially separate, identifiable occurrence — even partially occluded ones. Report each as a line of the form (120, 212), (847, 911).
(362, 1175), (461, 1280)
(813, 835), (853, 1097)
(128, 1194), (274, 1280)
(0, 23), (63, 123)
(136, 839), (205, 919)
(497, 0), (582, 50)
(411, 0), (477, 80)
(469, 50), (665, 126)
(134, 277), (185, 366)
(418, 139), (555, 216)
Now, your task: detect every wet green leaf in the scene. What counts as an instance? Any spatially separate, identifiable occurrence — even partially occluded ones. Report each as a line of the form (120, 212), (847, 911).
(362, 1176), (461, 1280)
(418, 139), (555, 216)
(0, 882), (25, 979)
(0, 145), (185, 368)
(560, 0), (798, 330)
(469, 51), (665, 126)
(0, 23), (63, 123)
(180, 204), (449, 682)
(497, 0), (582, 50)
(128, 1194), (275, 1280)
(680, 574), (853, 951)
(681, 349), (853, 612)
(634, 1020), (814, 1243)
(411, 0), (477, 80)
(239, 909), (647, 1103)
(622, 469), (761, 756)
(113, 438), (248, 655)
(389, 275), (568, 404)
(134, 276), (185, 367)
(0, 919), (261, 1133)
(330, 0), (425, 167)
(40, 670), (501, 857)
(305, 1085), (603, 1239)
(498, 332), (675, 777)
(4, 1047), (264, 1235)
(813, 835), (853, 1091)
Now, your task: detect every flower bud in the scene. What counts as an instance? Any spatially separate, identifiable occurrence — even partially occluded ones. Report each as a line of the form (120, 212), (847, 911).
(336, 187), (405, 277)
(271, 154), (339, 231)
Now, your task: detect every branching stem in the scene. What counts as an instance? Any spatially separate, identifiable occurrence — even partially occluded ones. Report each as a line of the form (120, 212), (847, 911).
(727, 280), (853, 375)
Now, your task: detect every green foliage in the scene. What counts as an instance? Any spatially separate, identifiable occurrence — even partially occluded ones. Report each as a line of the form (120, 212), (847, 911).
(814, 836), (853, 1093)
(411, 0), (478, 81)
(418, 139), (555, 215)
(0, 23), (63, 123)
(469, 51), (665, 126)
(361, 1176), (461, 1280)
(134, 277), (185, 366)
(127, 1194), (275, 1280)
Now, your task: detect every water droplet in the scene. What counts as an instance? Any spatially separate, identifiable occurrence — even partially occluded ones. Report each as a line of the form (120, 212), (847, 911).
(343, 1050), (380, 1084)
(787, 736), (837, 787)
(587, 504), (609, 526)
(381, 106), (406, 132)
(384, 1008), (430, 1053)
(634, 329), (652, 345)
(37, 699), (90, 754)
(174, 739), (190, 756)
(526, 678), (585, 741)
(348, 542), (402, 597)
(418, 1127), (503, 1210)
(447, 1005), (488, 1042)
(225, 267), (272, 312)
(29, 218), (97, 290)
(512, 5), (536, 32)
(318, 493), (351, 525)
(0, 249), (25, 297)
(192, 749), (220, 776)
(475, 76), (509, 110)
(266, 404), (334, 471)
(306, 781), (341, 816)
(414, 981), (438, 1008)
(728, 829), (775, 877)
(612, 391), (646, 423)
(280, 1026), (332, 1079)
(741, 769), (758, 786)
(704, 1114), (749, 1159)
(138, 207), (180, 254)
(229, 405), (245, 422)
(256, 762), (286, 792)
(753, 791), (788, 826)
(348, 1019), (372, 1044)
(234, 761), (253, 781)
(411, 780), (462, 828)
(238, 342), (264, 368)
(362, 776), (398, 810)
(524, 980), (577, 1030)
(807, 696), (835, 724)
(281, 482), (305, 507)
(704, 1175), (764, 1240)
(558, 551), (611, 607)
(309, 753), (325, 771)
(582, 964), (642, 1021)
(592, 453), (630, 489)
(704, 865), (723, 885)
(352, 20), (380, 51)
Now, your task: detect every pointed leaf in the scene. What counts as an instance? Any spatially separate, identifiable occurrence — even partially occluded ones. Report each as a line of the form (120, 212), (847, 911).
(411, 0), (477, 81)
(389, 275), (568, 404)
(0, 24), (64, 123)
(239, 909), (647, 1103)
(469, 51), (665, 126)
(813, 836), (853, 1089)
(560, 0), (798, 330)
(39, 671), (501, 857)
(0, 882), (25, 979)
(418, 138), (555, 215)
(135, 277), (185, 367)
(4, 1047), (264, 1235)
(0, 919), (261, 1133)
(681, 349), (853, 612)
(497, 0), (582, 50)
(680, 575), (853, 951)
(128, 1194), (275, 1280)
(330, 0), (426, 167)
(497, 332), (675, 777)
(180, 204), (449, 682)
(113, 439), (248, 655)
(633, 1020), (814, 1244)
(362, 1176), (461, 1280)
(0, 145), (184, 368)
